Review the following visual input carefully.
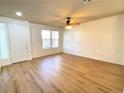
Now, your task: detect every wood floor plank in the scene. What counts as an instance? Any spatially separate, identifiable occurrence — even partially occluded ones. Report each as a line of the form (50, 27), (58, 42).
(0, 53), (124, 93)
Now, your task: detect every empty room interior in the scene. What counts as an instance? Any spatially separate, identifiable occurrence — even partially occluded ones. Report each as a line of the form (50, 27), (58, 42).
(0, 0), (124, 93)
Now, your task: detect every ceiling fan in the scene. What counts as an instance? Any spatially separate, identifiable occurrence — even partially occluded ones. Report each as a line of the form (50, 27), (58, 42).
(64, 0), (92, 29)
(65, 17), (80, 29)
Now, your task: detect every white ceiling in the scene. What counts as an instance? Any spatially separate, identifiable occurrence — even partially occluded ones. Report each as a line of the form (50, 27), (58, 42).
(0, 0), (124, 28)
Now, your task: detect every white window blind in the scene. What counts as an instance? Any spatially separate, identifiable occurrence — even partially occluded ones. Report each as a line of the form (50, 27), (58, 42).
(41, 30), (59, 49)
(42, 30), (51, 49)
(52, 31), (59, 48)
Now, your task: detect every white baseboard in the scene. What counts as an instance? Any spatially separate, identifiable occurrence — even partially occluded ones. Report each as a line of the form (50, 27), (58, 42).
(63, 52), (124, 66)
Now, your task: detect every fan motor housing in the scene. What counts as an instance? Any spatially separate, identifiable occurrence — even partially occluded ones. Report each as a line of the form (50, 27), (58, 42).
(66, 17), (71, 25)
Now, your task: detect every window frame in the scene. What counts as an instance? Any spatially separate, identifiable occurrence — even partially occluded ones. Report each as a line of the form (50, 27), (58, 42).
(41, 30), (60, 49)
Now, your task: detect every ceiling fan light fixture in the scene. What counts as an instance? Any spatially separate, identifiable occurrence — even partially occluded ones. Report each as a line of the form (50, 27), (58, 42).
(70, 20), (74, 24)
(65, 25), (72, 30)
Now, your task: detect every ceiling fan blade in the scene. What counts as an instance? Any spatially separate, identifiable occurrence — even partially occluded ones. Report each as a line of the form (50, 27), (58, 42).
(70, 16), (99, 20)
(70, 23), (80, 25)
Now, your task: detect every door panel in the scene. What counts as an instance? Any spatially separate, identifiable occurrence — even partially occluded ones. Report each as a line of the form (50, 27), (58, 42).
(0, 22), (11, 65)
(8, 23), (29, 63)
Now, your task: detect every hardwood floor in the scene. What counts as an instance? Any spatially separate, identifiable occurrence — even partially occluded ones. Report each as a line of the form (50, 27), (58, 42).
(0, 53), (124, 93)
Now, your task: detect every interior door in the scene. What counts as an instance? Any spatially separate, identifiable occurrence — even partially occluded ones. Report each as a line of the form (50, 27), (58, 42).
(8, 23), (29, 63)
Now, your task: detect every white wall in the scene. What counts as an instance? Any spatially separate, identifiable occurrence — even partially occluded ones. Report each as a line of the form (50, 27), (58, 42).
(121, 19), (124, 65)
(30, 23), (62, 58)
(63, 14), (124, 65)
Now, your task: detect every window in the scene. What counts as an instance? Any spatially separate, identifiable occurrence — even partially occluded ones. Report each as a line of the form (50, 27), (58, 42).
(41, 30), (59, 49)
(52, 31), (59, 48)
(42, 30), (51, 49)
(0, 23), (9, 59)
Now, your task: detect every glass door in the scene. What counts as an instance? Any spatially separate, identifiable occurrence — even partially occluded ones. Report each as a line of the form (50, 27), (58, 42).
(0, 22), (11, 66)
